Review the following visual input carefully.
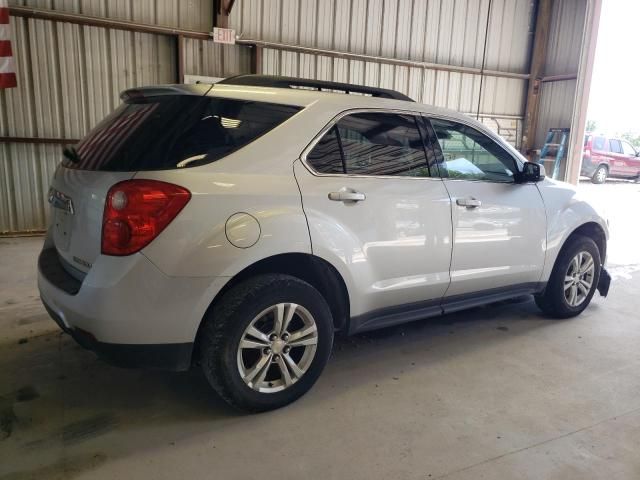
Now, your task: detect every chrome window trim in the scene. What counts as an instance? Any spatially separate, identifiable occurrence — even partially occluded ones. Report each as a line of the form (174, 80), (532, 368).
(299, 107), (524, 182)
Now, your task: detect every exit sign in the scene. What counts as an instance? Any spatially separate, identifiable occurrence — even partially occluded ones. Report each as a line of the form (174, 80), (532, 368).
(212, 27), (236, 44)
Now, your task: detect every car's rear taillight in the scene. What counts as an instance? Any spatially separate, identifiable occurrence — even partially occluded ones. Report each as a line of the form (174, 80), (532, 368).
(584, 149), (591, 158)
(102, 180), (191, 256)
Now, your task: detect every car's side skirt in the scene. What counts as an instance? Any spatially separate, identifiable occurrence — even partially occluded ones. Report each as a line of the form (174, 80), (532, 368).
(348, 282), (546, 335)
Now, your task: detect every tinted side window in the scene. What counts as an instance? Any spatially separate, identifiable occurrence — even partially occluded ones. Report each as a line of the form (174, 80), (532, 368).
(621, 141), (637, 156)
(430, 119), (516, 182)
(306, 126), (344, 174)
(336, 113), (430, 177)
(593, 136), (609, 151)
(609, 139), (623, 154)
(65, 96), (301, 171)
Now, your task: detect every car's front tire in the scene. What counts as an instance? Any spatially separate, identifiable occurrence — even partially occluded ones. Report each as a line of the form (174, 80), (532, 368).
(199, 274), (334, 412)
(535, 234), (601, 319)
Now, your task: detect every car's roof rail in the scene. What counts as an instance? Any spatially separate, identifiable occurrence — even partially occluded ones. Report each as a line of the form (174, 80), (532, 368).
(217, 74), (415, 102)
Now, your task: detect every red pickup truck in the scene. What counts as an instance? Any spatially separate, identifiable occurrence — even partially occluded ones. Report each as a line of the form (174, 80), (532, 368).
(582, 134), (640, 183)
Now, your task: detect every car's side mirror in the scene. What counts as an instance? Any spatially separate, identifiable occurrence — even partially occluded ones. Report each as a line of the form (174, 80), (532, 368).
(516, 162), (545, 183)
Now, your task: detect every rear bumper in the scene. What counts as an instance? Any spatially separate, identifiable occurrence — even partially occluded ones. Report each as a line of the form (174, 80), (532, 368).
(37, 243), (226, 371)
(42, 299), (192, 370)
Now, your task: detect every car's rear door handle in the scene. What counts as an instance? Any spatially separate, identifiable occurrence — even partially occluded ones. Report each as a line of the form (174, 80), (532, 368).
(328, 190), (366, 202)
(456, 197), (482, 208)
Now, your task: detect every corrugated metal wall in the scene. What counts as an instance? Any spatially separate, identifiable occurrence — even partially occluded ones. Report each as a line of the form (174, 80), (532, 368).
(535, 0), (587, 148)
(231, 0), (534, 143)
(8, 0), (213, 31)
(183, 37), (250, 78)
(230, 0), (535, 146)
(231, 0), (533, 73)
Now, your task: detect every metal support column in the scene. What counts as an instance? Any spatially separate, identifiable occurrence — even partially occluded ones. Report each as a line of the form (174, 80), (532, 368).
(521, 0), (553, 160)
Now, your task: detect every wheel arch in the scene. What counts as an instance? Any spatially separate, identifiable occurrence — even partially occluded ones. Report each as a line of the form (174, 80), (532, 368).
(549, 222), (608, 277)
(193, 253), (350, 360)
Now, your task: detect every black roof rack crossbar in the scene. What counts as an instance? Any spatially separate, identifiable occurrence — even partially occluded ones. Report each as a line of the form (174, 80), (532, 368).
(218, 75), (414, 102)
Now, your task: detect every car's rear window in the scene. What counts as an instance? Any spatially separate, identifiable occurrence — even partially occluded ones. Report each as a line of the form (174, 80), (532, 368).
(63, 95), (301, 171)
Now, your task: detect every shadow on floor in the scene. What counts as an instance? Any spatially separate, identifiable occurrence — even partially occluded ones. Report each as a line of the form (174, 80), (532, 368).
(1, 294), (565, 478)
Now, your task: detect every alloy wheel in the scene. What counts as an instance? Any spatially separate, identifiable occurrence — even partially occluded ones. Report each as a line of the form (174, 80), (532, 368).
(564, 251), (595, 307)
(237, 303), (318, 393)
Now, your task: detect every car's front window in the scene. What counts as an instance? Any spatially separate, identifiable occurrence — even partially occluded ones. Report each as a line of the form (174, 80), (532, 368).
(429, 119), (516, 183)
(621, 141), (637, 156)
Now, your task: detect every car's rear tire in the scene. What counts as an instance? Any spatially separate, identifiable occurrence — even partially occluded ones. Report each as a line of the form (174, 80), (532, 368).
(535, 234), (601, 319)
(199, 274), (334, 412)
(591, 165), (608, 184)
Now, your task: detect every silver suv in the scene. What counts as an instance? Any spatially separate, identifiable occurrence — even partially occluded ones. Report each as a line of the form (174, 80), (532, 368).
(39, 75), (610, 411)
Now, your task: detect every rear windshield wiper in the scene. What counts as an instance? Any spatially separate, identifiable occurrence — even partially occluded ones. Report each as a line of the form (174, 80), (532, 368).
(63, 146), (81, 164)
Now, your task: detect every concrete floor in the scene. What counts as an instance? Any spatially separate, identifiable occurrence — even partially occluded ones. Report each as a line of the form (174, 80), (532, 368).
(1, 182), (640, 480)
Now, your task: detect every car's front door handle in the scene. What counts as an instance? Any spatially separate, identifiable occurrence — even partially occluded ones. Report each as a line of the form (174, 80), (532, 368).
(328, 190), (366, 202)
(456, 197), (482, 208)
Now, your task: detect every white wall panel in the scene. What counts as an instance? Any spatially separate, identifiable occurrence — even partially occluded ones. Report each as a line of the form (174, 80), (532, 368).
(262, 47), (526, 137)
(0, 143), (59, 233)
(9, 0), (213, 31)
(545, 0), (587, 76)
(237, 0), (533, 150)
(183, 38), (250, 78)
(231, 0), (534, 73)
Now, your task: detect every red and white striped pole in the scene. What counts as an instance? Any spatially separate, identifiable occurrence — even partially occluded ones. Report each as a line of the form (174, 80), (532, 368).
(0, 0), (17, 89)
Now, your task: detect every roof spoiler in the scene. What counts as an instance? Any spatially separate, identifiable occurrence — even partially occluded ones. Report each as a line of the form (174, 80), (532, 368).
(218, 74), (414, 102)
(120, 85), (207, 102)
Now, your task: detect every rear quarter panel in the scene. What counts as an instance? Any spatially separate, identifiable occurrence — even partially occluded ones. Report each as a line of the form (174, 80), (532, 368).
(138, 157), (311, 279)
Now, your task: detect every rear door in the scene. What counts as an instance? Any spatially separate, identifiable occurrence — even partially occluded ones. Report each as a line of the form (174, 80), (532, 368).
(426, 117), (546, 302)
(294, 111), (452, 325)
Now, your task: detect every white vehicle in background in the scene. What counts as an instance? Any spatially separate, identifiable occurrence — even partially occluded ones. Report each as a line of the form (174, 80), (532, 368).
(39, 75), (611, 412)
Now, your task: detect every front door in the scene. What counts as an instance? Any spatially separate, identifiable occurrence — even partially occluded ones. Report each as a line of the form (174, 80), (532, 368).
(294, 111), (453, 323)
(608, 139), (629, 176)
(427, 117), (546, 300)
(620, 140), (640, 177)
